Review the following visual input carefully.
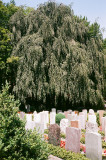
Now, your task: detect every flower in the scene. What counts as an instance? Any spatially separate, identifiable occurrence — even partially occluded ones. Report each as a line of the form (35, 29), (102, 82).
(80, 144), (86, 153)
(44, 134), (48, 140)
(60, 140), (65, 148)
(99, 126), (102, 131)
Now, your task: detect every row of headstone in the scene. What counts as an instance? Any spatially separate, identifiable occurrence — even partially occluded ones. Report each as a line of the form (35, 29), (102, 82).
(48, 124), (102, 160)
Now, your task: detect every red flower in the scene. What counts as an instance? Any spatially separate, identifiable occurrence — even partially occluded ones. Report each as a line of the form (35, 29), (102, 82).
(60, 140), (65, 148)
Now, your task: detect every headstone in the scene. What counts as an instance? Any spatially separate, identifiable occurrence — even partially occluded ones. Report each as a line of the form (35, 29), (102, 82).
(85, 132), (102, 160)
(57, 110), (62, 114)
(51, 108), (56, 113)
(70, 120), (80, 128)
(89, 109), (95, 115)
(78, 115), (85, 129)
(26, 114), (32, 121)
(99, 110), (104, 125)
(82, 109), (87, 121)
(25, 121), (35, 130)
(65, 127), (81, 153)
(20, 111), (25, 120)
(40, 112), (47, 129)
(35, 122), (45, 134)
(48, 155), (63, 160)
(105, 128), (106, 142)
(50, 112), (56, 124)
(86, 122), (98, 133)
(44, 111), (49, 123)
(48, 124), (60, 146)
(33, 111), (37, 114)
(34, 113), (41, 123)
(101, 117), (106, 132)
(67, 109), (72, 114)
(88, 115), (96, 124)
(64, 111), (70, 118)
(60, 118), (69, 134)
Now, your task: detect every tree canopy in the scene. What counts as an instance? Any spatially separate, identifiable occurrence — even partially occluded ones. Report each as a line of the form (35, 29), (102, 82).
(7, 2), (105, 111)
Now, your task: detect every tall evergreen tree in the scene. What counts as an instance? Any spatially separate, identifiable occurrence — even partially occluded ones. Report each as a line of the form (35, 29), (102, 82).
(10, 2), (105, 111)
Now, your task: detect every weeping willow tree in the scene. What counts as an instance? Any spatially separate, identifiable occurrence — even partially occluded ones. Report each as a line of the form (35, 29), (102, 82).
(9, 2), (105, 111)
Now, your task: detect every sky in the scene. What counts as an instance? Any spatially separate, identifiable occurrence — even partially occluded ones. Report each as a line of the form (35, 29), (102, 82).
(3, 0), (106, 39)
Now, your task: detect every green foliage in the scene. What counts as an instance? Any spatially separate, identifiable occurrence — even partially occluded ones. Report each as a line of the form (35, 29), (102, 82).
(96, 112), (100, 126)
(9, 2), (105, 111)
(103, 112), (106, 117)
(48, 144), (89, 160)
(44, 129), (49, 134)
(80, 137), (85, 144)
(56, 113), (65, 125)
(0, 1), (19, 90)
(98, 130), (105, 137)
(81, 129), (86, 133)
(102, 141), (106, 149)
(0, 82), (48, 160)
(60, 133), (66, 139)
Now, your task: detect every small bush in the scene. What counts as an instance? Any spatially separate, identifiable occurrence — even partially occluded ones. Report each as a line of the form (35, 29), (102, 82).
(60, 133), (66, 139)
(96, 112), (100, 126)
(80, 137), (85, 144)
(103, 112), (106, 117)
(81, 129), (86, 133)
(98, 130), (105, 136)
(0, 83), (48, 160)
(48, 144), (89, 160)
(44, 129), (49, 134)
(55, 113), (65, 125)
(102, 141), (106, 148)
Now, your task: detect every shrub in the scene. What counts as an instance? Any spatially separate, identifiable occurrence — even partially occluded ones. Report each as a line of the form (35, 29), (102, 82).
(44, 129), (49, 134)
(98, 130), (105, 136)
(81, 129), (86, 133)
(48, 124), (60, 146)
(102, 141), (106, 148)
(96, 112), (100, 126)
(60, 133), (66, 139)
(0, 82), (48, 160)
(80, 137), (85, 144)
(103, 112), (106, 117)
(55, 113), (65, 125)
(48, 144), (89, 160)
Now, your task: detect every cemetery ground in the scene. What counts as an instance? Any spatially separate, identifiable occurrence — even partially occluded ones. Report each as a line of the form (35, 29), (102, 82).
(1, 84), (106, 160)
(19, 109), (106, 160)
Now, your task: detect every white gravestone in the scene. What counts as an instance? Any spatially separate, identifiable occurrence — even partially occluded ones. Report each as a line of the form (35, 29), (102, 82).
(40, 112), (47, 129)
(25, 121), (35, 131)
(51, 108), (56, 113)
(50, 112), (56, 124)
(44, 111), (49, 123)
(85, 132), (102, 160)
(89, 109), (95, 115)
(101, 117), (106, 132)
(78, 115), (85, 129)
(88, 115), (96, 124)
(86, 122), (98, 133)
(26, 114), (32, 121)
(82, 109), (87, 121)
(20, 111), (25, 120)
(35, 123), (45, 134)
(60, 118), (69, 134)
(34, 113), (41, 123)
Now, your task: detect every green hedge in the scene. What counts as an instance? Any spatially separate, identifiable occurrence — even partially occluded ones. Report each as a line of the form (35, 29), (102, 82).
(56, 113), (65, 125)
(48, 144), (89, 160)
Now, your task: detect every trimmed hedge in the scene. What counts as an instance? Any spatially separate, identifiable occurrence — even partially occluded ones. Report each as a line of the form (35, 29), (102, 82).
(56, 113), (65, 125)
(48, 144), (89, 160)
